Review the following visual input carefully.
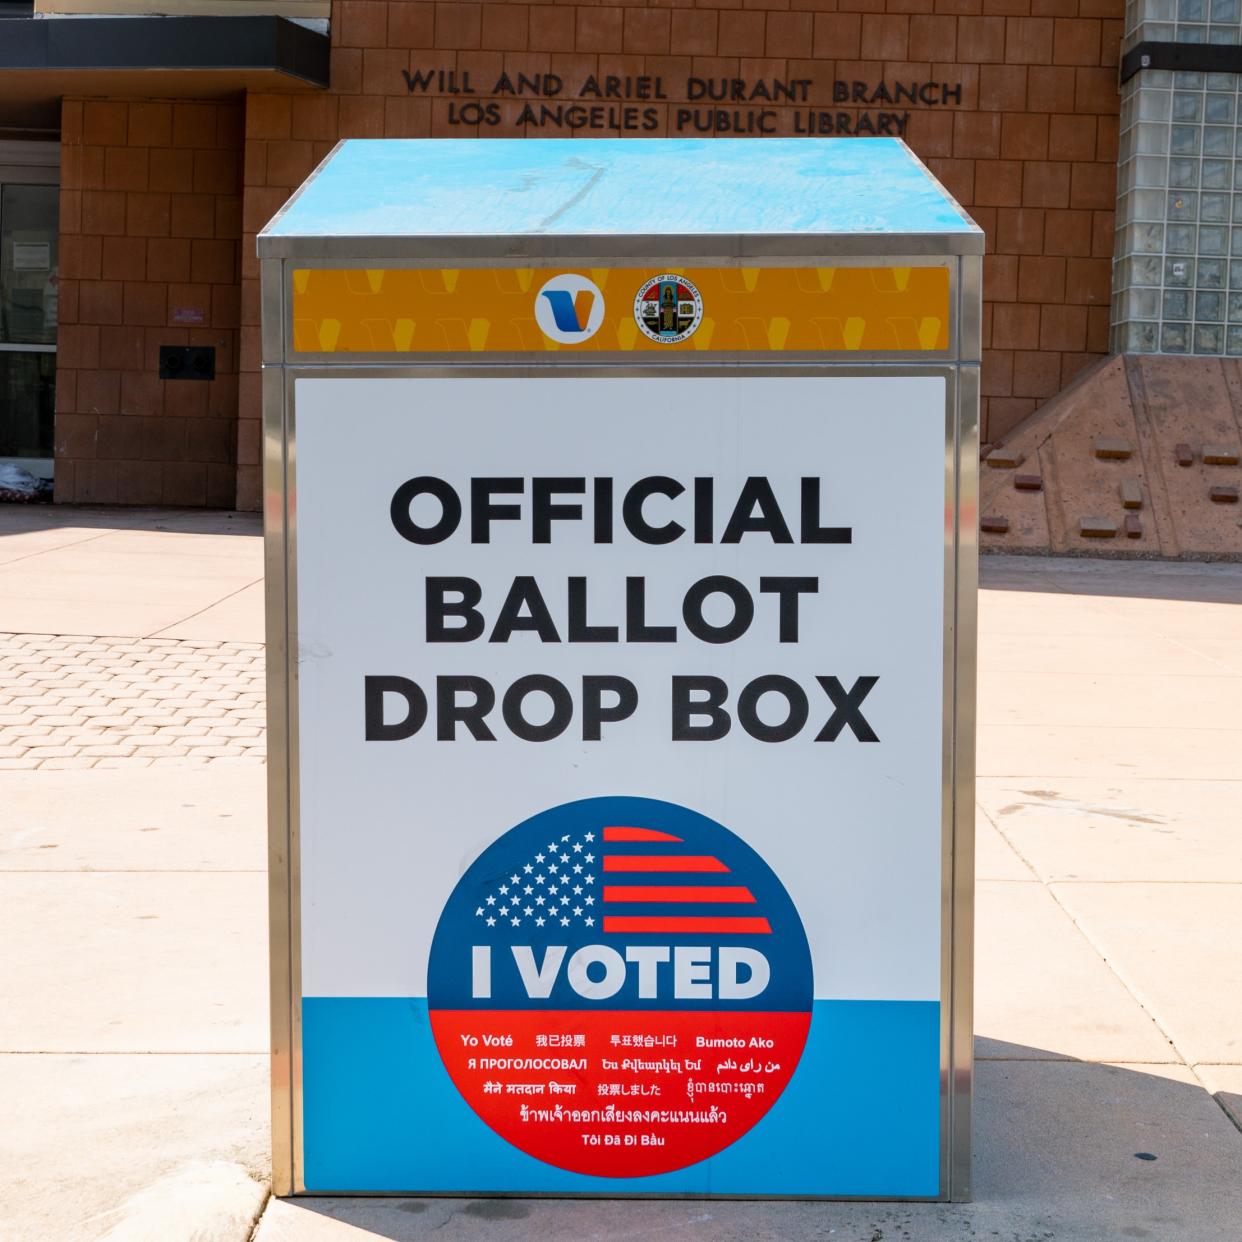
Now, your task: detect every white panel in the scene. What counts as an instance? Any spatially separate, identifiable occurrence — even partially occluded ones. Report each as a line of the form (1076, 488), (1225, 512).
(294, 374), (946, 1002)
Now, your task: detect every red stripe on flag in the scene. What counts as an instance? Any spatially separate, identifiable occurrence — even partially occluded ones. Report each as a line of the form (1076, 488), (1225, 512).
(603, 916), (772, 934)
(603, 855), (730, 873)
(603, 885), (756, 904)
(603, 827), (684, 842)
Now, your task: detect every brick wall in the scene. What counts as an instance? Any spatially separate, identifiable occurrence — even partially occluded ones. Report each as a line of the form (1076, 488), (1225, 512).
(57, 98), (242, 506)
(221, 1), (1103, 507)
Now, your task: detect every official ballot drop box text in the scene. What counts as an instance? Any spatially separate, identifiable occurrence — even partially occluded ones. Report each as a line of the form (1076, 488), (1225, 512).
(259, 137), (982, 1201)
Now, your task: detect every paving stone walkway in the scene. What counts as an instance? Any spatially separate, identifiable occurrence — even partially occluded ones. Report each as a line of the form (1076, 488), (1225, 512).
(4, 507), (1242, 1242)
(0, 632), (265, 768)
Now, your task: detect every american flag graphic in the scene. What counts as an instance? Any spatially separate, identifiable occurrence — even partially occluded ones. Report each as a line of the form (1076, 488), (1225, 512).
(475, 826), (772, 936)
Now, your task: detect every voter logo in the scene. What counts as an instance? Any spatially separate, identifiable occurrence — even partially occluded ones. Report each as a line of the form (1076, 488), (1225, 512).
(428, 796), (812, 1177)
(634, 274), (704, 344)
(534, 274), (606, 344)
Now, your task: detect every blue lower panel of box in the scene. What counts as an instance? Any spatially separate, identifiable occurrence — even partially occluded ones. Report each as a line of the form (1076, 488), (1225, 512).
(301, 997), (941, 1197)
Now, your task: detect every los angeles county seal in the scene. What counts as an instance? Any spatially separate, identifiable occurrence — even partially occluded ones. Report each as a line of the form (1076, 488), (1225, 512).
(634, 274), (704, 344)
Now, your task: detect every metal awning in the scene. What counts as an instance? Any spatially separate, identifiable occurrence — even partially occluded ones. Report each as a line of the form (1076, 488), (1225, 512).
(0, 15), (328, 127)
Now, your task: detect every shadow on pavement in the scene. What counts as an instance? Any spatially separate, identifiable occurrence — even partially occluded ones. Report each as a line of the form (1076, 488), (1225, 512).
(255, 1045), (1242, 1242)
(980, 552), (1242, 605)
(0, 505), (261, 538)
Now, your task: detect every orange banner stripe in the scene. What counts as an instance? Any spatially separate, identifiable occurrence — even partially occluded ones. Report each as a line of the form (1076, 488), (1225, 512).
(290, 265), (950, 354)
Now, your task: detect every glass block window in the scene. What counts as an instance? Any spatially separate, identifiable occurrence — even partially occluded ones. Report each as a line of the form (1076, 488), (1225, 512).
(1112, 13), (1242, 357)
(1124, 0), (1242, 45)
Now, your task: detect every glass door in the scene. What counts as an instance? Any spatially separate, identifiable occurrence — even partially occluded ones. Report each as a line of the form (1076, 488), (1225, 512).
(0, 178), (58, 489)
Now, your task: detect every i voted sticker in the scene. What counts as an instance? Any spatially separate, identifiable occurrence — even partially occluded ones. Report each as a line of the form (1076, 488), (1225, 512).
(428, 796), (812, 1177)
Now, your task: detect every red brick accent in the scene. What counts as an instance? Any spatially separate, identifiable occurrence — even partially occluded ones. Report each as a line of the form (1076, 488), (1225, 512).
(909, 15), (958, 59)
(1039, 303), (1088, 351)
(974, 160), (1023, 207)
(1017, 255), (1066, 302)
(57, 98), (242, 507)
(1027, 65), (1076, 111)
(988, 397), (1038, 440)
(83, 102), (128, 147)
(483, 4), (529, 50)
(980, 64), (1027, 112)
(814, 14), (863, 58)
(957, 16), (1005, 61)
(1001, 114), (1048, 160)
(982, 349), (1015, 396)
(620, 10), (668, 55)
(993, 303), (1042, 350)
(1012, 348), (1063, 396)
(576, 7), (621, 53)
(860, 15), (910, 59)
(767, 12), (815, 57)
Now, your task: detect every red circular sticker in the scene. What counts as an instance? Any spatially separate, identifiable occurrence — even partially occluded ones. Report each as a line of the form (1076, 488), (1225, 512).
(427, 797), (812, 1177)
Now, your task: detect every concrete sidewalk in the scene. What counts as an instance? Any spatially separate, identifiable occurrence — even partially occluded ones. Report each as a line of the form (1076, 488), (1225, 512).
(2, 505), (1241, 1241)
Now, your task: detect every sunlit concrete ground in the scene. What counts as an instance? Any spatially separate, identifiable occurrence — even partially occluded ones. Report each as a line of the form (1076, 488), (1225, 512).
(1, 506), (1240, 1241)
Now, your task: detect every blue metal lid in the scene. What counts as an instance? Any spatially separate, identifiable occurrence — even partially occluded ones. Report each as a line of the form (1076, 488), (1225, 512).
(263, 138), (978, 239)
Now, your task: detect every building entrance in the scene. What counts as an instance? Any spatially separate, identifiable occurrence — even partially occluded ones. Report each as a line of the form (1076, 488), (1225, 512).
(0, 141), (58, 489)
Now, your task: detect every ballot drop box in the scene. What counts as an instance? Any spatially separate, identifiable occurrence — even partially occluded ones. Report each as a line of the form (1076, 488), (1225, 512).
(258, 137), (982, 1201)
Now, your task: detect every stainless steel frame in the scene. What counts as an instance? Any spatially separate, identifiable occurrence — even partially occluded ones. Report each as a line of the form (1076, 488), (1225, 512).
(259, 232), (984, 263)
(261, 233), (981, 1203)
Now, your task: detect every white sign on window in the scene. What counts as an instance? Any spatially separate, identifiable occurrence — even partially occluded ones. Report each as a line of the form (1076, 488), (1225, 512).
(12, 242), (50, 272)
